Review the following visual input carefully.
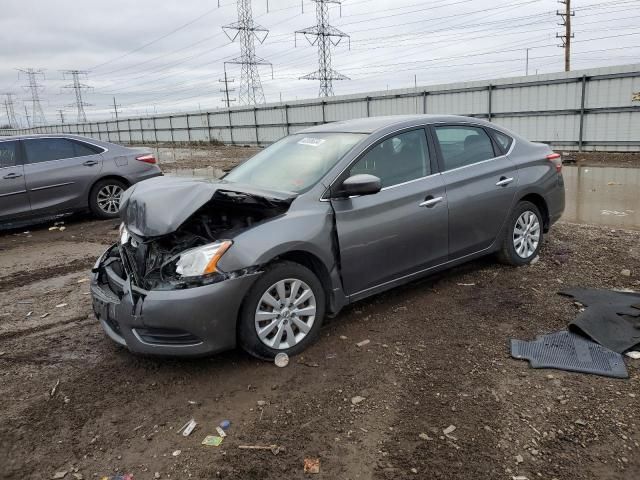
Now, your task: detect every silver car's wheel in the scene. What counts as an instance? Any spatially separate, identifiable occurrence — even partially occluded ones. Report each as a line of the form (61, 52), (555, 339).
(513, 210), (541, 259)
(96, 184), (124, 214)
(254, 278), (317, 350)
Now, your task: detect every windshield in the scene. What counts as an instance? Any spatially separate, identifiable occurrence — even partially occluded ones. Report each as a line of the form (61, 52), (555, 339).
(224, 133), (366, 192)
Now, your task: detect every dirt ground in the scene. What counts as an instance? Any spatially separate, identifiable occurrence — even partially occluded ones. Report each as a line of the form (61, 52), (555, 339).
(1, 147), (640, 480)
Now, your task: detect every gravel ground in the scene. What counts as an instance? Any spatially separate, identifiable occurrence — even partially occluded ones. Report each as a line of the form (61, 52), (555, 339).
(1, 146), (639, 480)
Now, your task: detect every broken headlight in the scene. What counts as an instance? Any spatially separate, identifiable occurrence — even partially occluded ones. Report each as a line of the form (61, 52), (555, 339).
(175, 240), (233, 278)
(119, 223), (130, 245)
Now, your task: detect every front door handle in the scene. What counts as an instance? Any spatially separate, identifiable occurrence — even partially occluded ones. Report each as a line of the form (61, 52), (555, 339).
(83, 160), (99, 166)
(419, 196), (444, 208)
(3, 172), (23, 179)
(496, 176), (514, 187)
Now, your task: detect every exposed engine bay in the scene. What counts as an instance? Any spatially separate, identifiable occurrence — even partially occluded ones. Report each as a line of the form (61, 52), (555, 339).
(114, 189), (292, 290)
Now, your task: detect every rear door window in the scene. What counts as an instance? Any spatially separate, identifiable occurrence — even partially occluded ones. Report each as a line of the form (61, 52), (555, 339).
(23, 138), (78, 164)
(434, 126), (497, 171)
(0, 141), (18, 168)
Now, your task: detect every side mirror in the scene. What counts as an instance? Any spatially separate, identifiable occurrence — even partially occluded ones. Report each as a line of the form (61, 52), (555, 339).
(334, 174), (382, 198)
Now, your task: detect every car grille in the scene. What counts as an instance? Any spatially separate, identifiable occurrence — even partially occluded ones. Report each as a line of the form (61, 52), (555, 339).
(133, 327), (202, 346)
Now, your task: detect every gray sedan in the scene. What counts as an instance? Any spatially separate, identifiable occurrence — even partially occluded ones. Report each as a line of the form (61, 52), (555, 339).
(0, 134), (162, 227)
(91, 115), (565, 359)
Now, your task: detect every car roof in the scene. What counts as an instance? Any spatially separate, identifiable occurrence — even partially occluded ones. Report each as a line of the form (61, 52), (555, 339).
(298, 114), (496, 134)
(0, 133), (101, 142)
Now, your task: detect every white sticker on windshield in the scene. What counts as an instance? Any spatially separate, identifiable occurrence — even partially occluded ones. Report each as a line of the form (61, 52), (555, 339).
(298, 137), (326, 147)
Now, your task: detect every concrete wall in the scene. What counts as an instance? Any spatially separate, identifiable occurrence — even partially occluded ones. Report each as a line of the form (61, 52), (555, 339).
(3, 63), (639, 152)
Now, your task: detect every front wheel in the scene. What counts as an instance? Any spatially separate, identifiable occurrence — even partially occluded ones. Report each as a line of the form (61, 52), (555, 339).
(238, 261), (326, 360)
(498, 201), (544, 266)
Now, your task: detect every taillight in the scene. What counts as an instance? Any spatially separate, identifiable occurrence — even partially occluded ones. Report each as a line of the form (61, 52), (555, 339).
(136, 154), (156, 164)
(546, 152), (562, 173)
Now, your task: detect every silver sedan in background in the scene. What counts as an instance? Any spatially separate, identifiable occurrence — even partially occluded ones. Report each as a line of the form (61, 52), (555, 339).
(0, 134), (162, 227)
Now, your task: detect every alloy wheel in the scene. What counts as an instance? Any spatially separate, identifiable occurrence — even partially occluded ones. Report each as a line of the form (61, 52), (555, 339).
(513, 210), (541, 258)
(254, 278), (317, 350)
(96, 184), (124, 214)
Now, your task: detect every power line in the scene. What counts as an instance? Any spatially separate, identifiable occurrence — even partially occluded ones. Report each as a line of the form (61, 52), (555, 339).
(61, 70), (93, 123)
(18, 68), (47, 126)
(296, 0), (350, 97)
(556, 0), (575, 71)
(223, 0), (272, 105)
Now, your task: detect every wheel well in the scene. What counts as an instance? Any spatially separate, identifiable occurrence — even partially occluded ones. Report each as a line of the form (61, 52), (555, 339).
(520, 193), (550, 231)
(88, 175), (130, 202)
(273, 250), (333, 312)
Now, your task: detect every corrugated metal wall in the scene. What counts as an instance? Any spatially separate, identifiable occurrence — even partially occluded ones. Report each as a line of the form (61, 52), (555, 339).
(2, 63), (639, 152)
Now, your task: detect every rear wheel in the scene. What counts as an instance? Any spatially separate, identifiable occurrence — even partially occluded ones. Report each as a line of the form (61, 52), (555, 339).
(238, 261), (325, 360)
(89, 179), (127, 219)
(498, 201), (543, 266)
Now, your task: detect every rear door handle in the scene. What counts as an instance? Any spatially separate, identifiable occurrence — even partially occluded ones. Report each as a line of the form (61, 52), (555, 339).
(83, 160), (99, 166)
(496, 176), (514, 187)
(419, 196), (444, 208)
(3, 172), (23, 179)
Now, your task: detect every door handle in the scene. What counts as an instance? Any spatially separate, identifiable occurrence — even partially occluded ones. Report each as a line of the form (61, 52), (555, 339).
(419, 196), (444, 208)
(3, 172), (23, 179)
(83, 160), (98, 166)
(496, 176), (514, 187)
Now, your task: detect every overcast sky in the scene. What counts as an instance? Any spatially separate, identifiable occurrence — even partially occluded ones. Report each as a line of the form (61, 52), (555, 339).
(1, 0), (639, 125)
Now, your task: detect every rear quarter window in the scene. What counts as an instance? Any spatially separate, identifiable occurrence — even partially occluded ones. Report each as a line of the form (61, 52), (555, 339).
(490, 130), (514, 153)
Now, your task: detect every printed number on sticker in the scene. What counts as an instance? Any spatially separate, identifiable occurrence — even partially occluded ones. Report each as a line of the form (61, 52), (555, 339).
(298, 137), (326, 147)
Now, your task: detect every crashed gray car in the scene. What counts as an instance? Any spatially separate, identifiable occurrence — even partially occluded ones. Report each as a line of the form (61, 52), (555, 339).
(91, 115), (565, 359)
(0, 134), (161, 227)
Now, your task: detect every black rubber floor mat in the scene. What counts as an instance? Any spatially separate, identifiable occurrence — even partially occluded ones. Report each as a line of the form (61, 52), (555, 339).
(511, 330), (628, 379)
(559, 288), (640, 353)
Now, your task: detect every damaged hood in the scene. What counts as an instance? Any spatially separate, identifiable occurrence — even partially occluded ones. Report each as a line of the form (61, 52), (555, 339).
(119, 176), (297, 238)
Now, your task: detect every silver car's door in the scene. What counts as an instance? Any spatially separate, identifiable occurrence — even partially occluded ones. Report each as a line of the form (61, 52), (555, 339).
(0, 140), (30, 221)
(431, 124), (518, 259)
(22, 138), (103, 215)
(331, 128), (448, 299)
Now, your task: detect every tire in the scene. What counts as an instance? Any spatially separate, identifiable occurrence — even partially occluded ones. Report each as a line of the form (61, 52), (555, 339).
(497, 201), (544, 266)
(89, 179), (127, 219)
(238, 261), (326, 360)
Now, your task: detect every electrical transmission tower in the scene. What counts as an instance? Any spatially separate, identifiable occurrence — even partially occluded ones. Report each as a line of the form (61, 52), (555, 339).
(556, 0), (574, 72)
(57, 109), (66, 124)
(219, 68), (237, 108)
(18, 68), (47, 126)
(2, 93), (18, 128)
(62, 70), (93, 123)
(296, 0), (350, 97)
(223, 0), (272, 105)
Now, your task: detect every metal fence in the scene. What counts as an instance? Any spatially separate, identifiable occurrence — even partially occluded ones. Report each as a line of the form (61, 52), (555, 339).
(2, 63), (639, 152)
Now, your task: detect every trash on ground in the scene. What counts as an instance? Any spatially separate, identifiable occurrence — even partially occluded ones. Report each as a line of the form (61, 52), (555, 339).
(177, 419), (197, 437)
(202, 435), (224, 446)
(626, 351), (640, 359)
(304, 458), (320, 474)
(257, 400), (267, 407)
(238, 444), (283, 455)
(511, 330), (628, 379)
(187, 400), (199, 405)
(50, 379), (60, 398)
(26, 311), (33, 317)
(457, 283), (475, 286)
(443, 425), (456, 435)
(419, 433), (432, 440)
(216, 426), (227, 438)
(300, 361), (319, 367)
(219, 419), (231, 430)
(55, 303), (68, 308)
(172, 449), (181, 456)
(351, 396), (366, 405)
(40, 313), (50, 318)
(77, 278), (89, 283)
(49, 226), (60, 231)
(274, 352), (289, 367)
(356, 339), (370, 347)
(52, 471), (67, 479)
(559, 287), (640, 353)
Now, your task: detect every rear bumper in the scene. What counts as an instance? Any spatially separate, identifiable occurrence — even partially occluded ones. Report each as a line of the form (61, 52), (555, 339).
(547, 175), (565, 227)
(91, 246), (258, 357)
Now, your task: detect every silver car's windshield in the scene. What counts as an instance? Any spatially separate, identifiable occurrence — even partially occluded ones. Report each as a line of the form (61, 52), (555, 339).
(224, 133), (366, 192)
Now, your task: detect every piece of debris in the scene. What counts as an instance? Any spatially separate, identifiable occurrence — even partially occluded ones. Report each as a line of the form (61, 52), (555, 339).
(419, 433), (432, 440)
(356, 339), (370, 347)
(304, 458), (320, 474)
(443, 425), (456, 435)
(216, 426), (227, 438)
(238, 444), (283, 455)
(154, 473), (160, 479)
(621, 269), (631, 277)
(50, 379), (60, 398)
(219, 420), (231, 430)
(575, 419), (587, 426)
(530, 256), (540, 265)
(26, 311), (33, 317)
(77, 278), (89, 283)
(72, 473), (83, 480)
(59, 226), (66, 232)
(626, 351), (640, 359)
(257, 400), (267, 407)
(172, 449), (181, 457)
(202, 435), (224, 447)
(40, 313), (50, 318)
(351, 396), (366, 405)
(410, 468), (418, 474)
(55, 303), (68, 308)
(300, 361), (319, 368)
(177, 419), (197, 437)
(187, 400), (199, 406)
(52, 471), (67, 479)
(48, 226), (59, 231)
(457, 283), (475, 286)
(515, 454), (524, 464)
(339, 335), (347, 340)
(274, 352), (289, 368)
